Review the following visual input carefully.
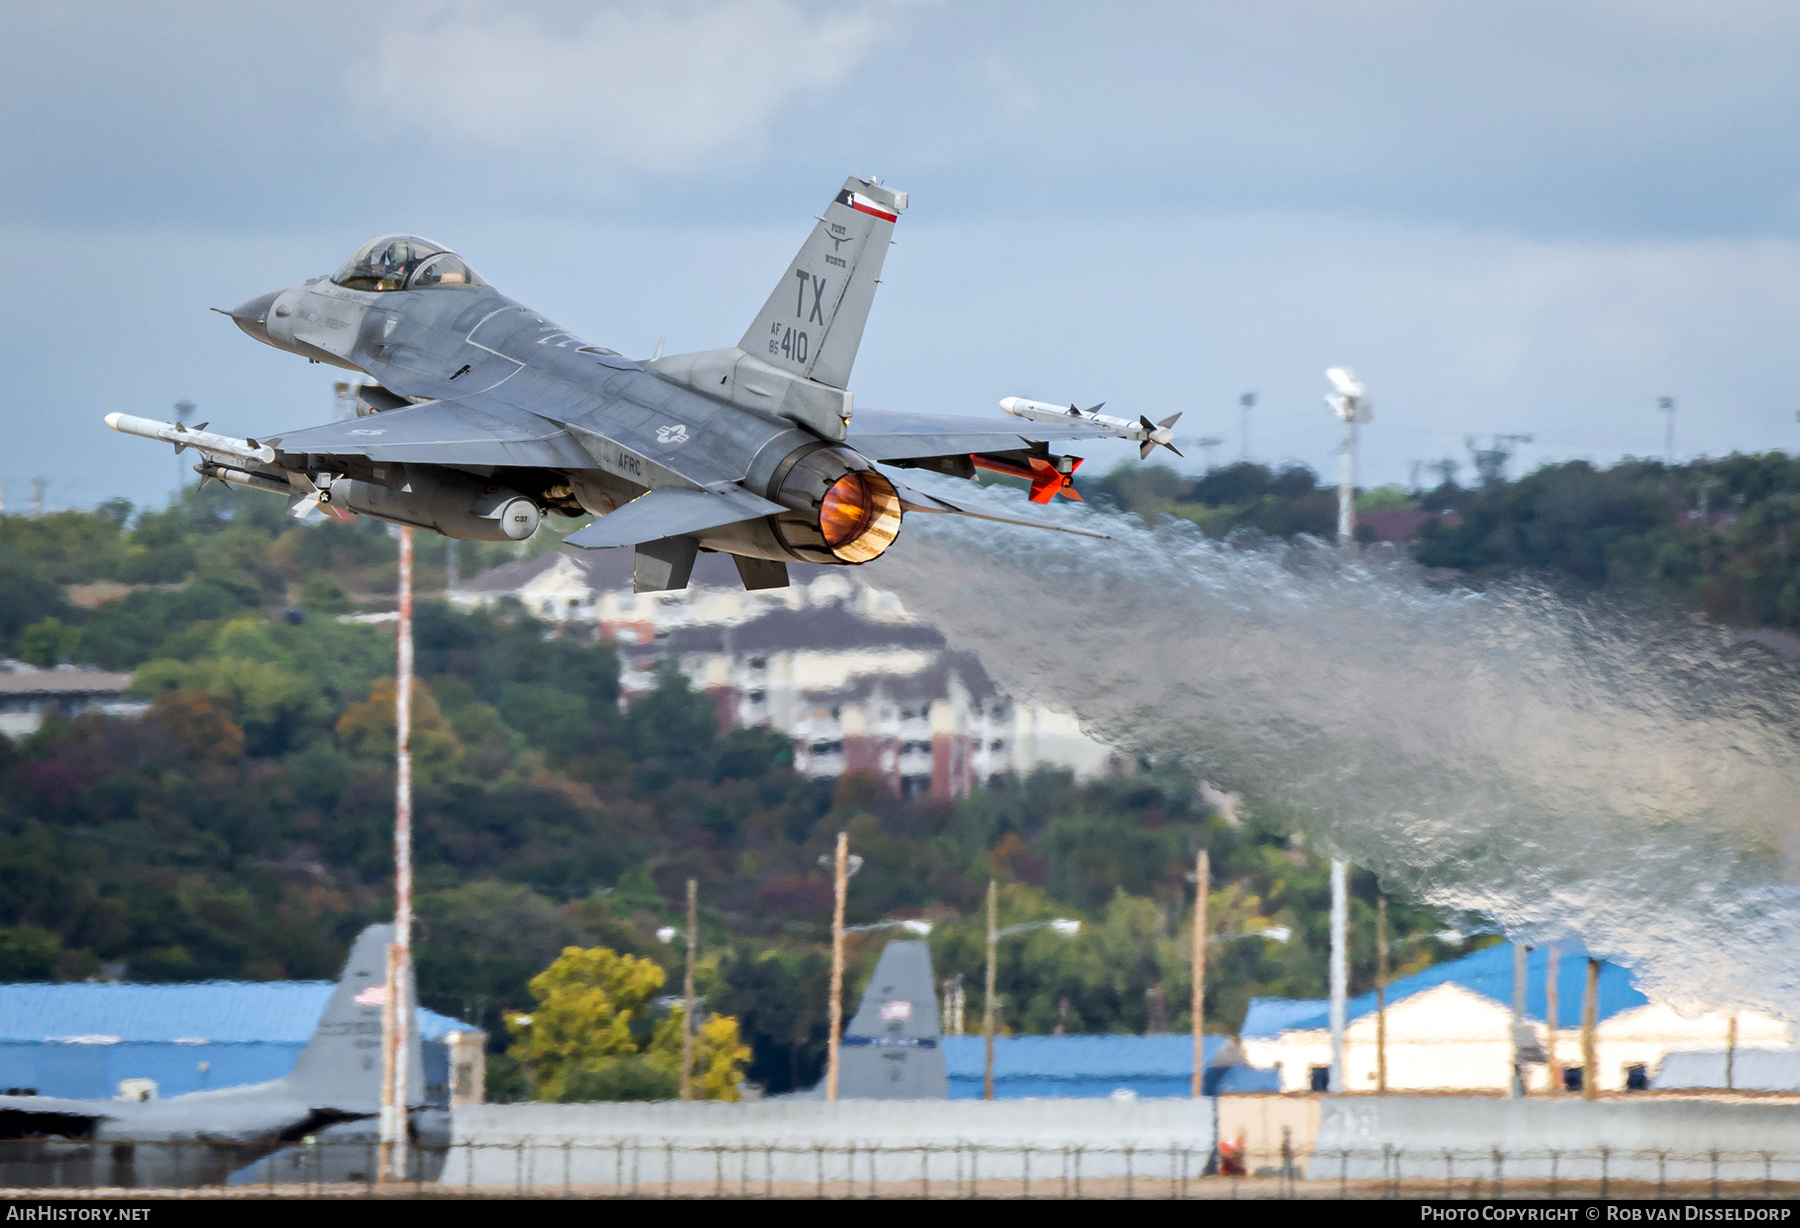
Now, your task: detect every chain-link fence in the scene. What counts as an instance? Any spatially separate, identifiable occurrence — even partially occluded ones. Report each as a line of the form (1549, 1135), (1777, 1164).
(2, 1137), (1800, 1198)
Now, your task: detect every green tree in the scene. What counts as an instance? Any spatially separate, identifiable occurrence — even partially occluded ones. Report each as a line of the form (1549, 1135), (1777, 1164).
(297, 573), (354, 614)
(16, 618), (81, 667)
(507, 944), (748, 1102)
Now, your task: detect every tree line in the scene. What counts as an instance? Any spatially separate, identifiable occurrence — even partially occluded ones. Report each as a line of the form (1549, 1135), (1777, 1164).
(0, 483), (1471, 1098)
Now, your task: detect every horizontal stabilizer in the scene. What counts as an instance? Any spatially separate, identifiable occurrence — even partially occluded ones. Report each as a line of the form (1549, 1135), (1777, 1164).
(563, 487), (785, 551)
(889, 479), (1111, 540)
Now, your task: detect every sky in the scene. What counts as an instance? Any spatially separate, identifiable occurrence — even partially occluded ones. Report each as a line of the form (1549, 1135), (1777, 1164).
(8, 0), (1800, 511)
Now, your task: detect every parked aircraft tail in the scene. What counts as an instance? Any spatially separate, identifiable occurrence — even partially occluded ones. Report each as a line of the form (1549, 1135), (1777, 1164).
(837, 939), (947, 1099)
(739, 176), (906, 391)
(283, 924), (422, 1110)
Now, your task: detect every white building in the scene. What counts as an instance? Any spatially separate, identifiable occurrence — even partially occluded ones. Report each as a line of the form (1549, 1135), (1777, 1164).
(449, 550), (1118, 798)
(0, 660), (144, 739)
(1241, 943), (1793, 1095)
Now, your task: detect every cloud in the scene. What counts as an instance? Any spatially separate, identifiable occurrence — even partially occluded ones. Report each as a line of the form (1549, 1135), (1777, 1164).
(350, 0), (895, 174)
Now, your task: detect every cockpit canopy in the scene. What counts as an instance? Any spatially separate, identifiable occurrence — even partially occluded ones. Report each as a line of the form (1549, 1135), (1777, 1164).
(331, 235), (487, 292)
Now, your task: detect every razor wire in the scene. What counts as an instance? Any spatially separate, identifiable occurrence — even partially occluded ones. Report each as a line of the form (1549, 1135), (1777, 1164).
(0, 1137), (1797, 1198)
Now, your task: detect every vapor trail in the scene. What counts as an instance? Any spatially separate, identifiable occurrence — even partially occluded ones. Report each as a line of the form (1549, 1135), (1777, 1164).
(874, 479), (1800, 1014)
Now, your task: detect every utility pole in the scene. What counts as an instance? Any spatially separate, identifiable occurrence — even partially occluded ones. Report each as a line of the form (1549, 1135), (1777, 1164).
(381, 525), (415, 1181)
(984, 879), (999, 1101)
(1510, 942), (1529, 1098)
(1326, 369), (1370, 547)
(1239, 392), (1256, 462)
(1328, 858), (1348, 1093)
(1544, 946), (1560, 1090)
(1658, 397), (1676, 467)
(1191, 849), (1208, 1097)
(827, 832), (848, 1101)
(1580, 957), (1599, 1100)
(680, 878), (698, 1100)
(1323, 370), (1367, 1095)
(1375, 894), (1388, 1094)
(1726, 1014), (1739, 1091)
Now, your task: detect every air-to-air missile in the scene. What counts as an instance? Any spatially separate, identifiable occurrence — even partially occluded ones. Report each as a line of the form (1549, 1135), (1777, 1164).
(999, 397), (1184, 459)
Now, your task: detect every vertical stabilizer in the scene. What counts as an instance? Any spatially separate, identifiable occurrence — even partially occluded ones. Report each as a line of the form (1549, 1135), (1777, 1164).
(739, 176), (905, 391)
(838, 939), (947, 1099)
(284, 925), (423, 1109)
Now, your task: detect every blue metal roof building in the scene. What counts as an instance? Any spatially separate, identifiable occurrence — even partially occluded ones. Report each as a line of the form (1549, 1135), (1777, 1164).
(0, 982), (472, 1102)
(941, 1034), (1280, 1099)
(1241, 943), (1647, 1039)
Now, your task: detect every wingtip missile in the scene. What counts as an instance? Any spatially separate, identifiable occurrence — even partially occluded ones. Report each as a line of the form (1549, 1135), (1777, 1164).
(106, 412), (276, 465)
(1001, 397), (1183, 456)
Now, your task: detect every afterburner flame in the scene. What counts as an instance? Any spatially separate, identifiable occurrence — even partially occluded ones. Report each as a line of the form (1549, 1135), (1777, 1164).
(821, 472), (875, 546)
(820, 469), (902, 563)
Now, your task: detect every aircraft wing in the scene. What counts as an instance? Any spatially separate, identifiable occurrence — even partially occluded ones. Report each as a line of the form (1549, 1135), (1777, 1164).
(0, 1095), (109, 1136)
(846, 408), (1117, 463)
(268, 398), (595, 470)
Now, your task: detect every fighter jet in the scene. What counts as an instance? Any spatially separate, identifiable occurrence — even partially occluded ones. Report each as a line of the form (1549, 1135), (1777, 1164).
(107, 176), (1127, 593)
(0, 926), (431, 1187)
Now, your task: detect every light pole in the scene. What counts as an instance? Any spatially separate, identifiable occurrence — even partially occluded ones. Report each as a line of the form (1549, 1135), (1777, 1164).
(681, 879), (697, 1099)
(983, 883), (1080, 1101)
(1325, 368), (1371, 547)
(1511, 941), (1531, 1098)
(1328, 857), (1348, 1094)
(381, 525), (414, 1182)
(1374, 925), (1464, 1094)
(1376, 895), (1387, 1094)
(655, 884), (703, 1101)
(984, 881), (997, 1102)
(1324, 368), (1368, 1101)
(821, 839), (863, 1101)
(1191, 849), (1207, 1098)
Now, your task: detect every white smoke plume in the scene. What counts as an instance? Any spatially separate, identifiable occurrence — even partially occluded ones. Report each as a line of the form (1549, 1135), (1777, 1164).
(874, 478), (1800, 1016)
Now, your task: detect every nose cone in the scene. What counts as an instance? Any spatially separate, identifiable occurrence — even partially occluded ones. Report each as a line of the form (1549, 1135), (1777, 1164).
(226, 289), (282, 344)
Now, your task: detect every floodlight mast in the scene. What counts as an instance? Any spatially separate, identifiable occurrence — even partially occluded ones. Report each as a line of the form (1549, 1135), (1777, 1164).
(1325, 368), (1369, 548)
(1321, 368), (1366, 1100)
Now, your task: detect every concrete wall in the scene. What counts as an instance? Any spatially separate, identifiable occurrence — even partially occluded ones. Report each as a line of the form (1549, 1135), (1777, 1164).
(443, 1100), (1217, 1189)
(1218, 1095), (1321, 1171)
(1311, 1095), (1800, 1183)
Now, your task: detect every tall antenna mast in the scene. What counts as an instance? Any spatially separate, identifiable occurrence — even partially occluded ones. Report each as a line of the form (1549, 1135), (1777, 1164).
(1325, 368), (1371, 547)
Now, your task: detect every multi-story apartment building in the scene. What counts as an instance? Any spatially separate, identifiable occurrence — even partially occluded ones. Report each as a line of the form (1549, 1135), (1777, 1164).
(450, 550), (1118, 797)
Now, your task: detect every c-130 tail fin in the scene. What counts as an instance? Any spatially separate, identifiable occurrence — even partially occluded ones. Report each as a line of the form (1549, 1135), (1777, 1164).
(283, 924), (422, 1110)
(739, 176), (905, 392)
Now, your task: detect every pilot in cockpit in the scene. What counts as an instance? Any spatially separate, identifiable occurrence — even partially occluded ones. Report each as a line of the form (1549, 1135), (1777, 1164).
(330, 235), (484, 292)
